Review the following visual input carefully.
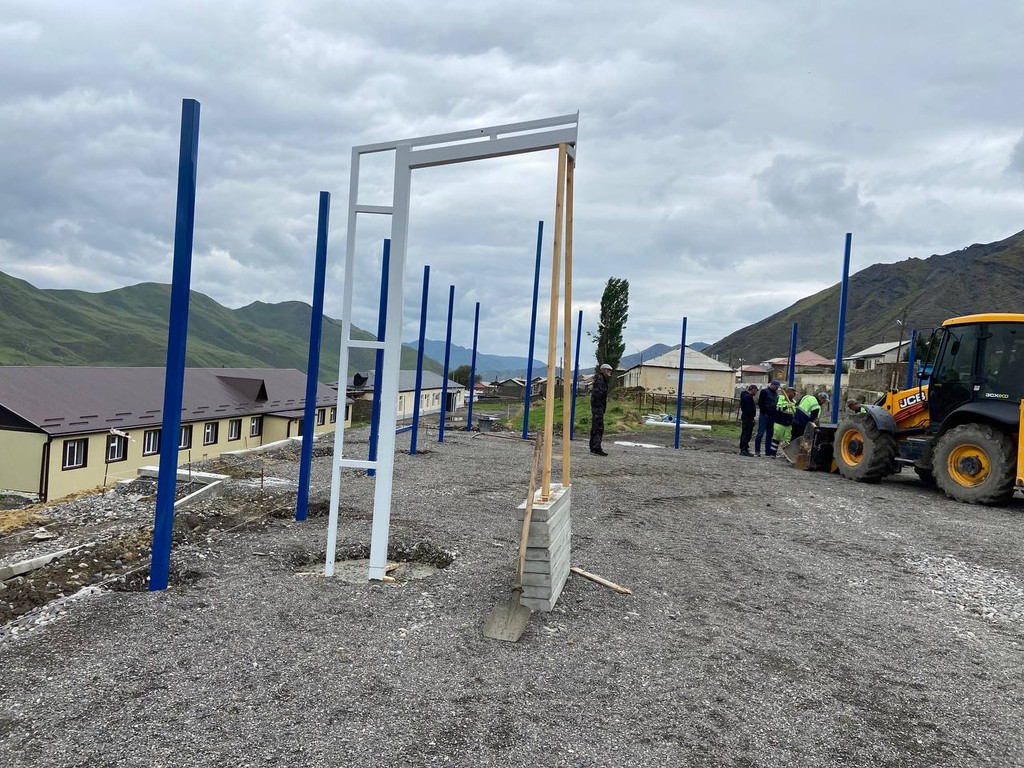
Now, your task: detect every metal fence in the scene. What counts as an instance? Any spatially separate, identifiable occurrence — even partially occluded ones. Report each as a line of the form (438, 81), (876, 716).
(622, 391), (741, 421)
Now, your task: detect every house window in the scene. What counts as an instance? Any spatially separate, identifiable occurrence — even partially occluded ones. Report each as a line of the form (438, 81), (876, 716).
(62, 438), (88, 470)
(316, 408), (326, 426)
(179, 425), (193, 450)
(329, 407), (337, 424)
(143, 429), (160, 456)
(250, 416), (263, 437)
(106, 434), (129, 463)
(228, 419), (242, 441)
(203, 422), (218, 445)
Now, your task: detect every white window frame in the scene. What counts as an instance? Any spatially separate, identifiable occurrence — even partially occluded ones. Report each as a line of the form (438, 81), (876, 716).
(179, 425), (192, 450)
(316, 408), (326, 426)
(250, 415), (263, 437)
(62, 438), (88, 470)
(228, 418), (242, 441)
(330, 407), (337, 424)
(106, 434), (128, 463)
(203, 422), (218, 445)
(143, 429), (160, 456)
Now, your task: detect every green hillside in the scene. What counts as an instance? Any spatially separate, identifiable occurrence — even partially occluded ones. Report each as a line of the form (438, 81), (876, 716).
(0, 273), (442, 382)
(706, 229), (1024, 363)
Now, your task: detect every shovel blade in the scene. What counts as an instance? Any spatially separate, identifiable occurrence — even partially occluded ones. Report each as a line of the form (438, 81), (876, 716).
(783, 436), (810, 467)
(482, 599), (532, 642)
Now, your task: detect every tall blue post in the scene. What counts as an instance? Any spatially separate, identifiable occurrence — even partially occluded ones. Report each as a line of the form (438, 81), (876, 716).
(787, 322), (798, 388)
(905, 329), (919, 389)
(150, 98), (200, 592)
(438, 284), (455, 442)
(295, 191), (330, 522)
(522, 220), (543, 439)
(410, 265), (430, 454)
(367, 240), (390, 477)
(569, 309), (583, 440)
(466, 301), (480, 430)
(673, 317), (688, 450)
(831, 233), (853, 422)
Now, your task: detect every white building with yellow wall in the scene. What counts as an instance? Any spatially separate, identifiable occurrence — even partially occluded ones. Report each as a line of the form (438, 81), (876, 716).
(620, 346), (735, 398)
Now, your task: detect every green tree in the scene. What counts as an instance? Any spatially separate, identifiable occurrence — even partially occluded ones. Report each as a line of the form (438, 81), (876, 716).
(594, 277), (629, 372)
(451, 364), (479, 387)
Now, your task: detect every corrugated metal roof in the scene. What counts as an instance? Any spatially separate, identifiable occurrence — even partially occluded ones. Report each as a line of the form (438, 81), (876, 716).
(627, 346), (733, 372)
(0, 367), (340, 437)
(766, 350), (834, 367)
(846, 340), (908, 359)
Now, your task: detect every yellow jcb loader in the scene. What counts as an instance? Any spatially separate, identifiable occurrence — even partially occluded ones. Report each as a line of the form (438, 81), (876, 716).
(788, 313), (1024, 505)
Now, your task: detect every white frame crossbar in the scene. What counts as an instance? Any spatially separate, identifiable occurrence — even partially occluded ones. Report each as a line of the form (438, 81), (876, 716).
(326, 113), (579, 580)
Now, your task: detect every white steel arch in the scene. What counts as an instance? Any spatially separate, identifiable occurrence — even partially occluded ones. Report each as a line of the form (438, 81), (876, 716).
(326, 113), (579, 580)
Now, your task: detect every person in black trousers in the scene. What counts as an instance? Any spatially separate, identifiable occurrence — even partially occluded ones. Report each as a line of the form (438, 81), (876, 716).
(738, 384), (757, 456)
(754, 380), (780, 456)
(590, 363), (612, 455)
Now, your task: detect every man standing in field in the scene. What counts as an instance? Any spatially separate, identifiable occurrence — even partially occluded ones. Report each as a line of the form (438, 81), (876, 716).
(590, 363), (612, 456)
(739, 384), (757, 456)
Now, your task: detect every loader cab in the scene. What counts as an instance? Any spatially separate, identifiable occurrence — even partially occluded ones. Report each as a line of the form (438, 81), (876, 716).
(926, 314), (1024, 428)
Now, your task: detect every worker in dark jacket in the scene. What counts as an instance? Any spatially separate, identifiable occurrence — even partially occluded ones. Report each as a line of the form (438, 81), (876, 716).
(590, 363), (612, 456)
(754, 380), (780, 456)
(738, 384), (757, 456)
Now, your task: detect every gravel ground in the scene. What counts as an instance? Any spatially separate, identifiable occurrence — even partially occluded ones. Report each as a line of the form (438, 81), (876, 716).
(1, 424), (1023, 767)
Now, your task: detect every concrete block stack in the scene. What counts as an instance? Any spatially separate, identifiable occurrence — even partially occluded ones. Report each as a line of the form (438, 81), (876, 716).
(516, 483), (572, 611)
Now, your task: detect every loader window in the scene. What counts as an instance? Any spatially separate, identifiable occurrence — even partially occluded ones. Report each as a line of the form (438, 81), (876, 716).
(980, 324), (1024, 399)
(928, 325), (977, 424)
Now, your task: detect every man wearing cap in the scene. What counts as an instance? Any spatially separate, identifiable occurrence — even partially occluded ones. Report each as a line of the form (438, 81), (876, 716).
(754, 380), (780, 457)
(590, 363), (613, 456)
(792, 391), (830, 439)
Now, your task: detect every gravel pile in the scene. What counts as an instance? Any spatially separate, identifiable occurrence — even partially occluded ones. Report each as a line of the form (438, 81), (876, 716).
(1, 424), (1023, 767)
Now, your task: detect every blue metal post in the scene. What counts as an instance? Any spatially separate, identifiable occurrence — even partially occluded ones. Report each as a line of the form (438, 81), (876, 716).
(466, 301), (480, 430)
(367, 240), (390, 477)
(522, 220), (543, 439)
(569, 309), (583, 440)
(410, 265), (429, 454)
(787, 322), (798, 388)
(438, 284), (455, 442)
(295, 191), (331, 521)
(831, 233), (853, 422)
(673, 317), (688, 450)
(150, 98), (200, 592)
(905, 329), (919, 389)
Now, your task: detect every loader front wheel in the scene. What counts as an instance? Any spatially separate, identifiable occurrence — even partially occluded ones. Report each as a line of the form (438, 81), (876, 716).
(835, 415), (897, 483)
(933, 424), (1016, 505)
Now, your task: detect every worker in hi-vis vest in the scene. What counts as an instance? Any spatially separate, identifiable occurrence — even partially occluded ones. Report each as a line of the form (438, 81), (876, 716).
(791, 391), (829, 439)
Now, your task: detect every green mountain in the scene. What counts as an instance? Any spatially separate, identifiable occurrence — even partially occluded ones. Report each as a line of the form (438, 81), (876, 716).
(0, 272), (442, 382)
(706, 229), (1024, 363)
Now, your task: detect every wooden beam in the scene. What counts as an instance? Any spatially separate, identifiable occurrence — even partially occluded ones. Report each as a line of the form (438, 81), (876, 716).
(562, 153), (575, 488)
(570, 566), (632, 595)
(542, 143), (567, 500)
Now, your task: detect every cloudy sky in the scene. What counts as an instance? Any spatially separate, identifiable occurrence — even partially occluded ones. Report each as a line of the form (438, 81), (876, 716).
(2, 1), (1024, 363)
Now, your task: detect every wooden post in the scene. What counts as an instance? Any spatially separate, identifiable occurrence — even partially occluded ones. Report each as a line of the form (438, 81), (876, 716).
(561, 153), (575, 488)
(542, 143), (567, 500)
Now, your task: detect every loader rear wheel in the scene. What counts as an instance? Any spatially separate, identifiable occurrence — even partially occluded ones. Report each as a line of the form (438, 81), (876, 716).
(835, 415), (897, 483)
(933, 424), (1016, 505)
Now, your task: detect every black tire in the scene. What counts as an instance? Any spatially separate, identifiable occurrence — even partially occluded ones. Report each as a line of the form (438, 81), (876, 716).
(914, 466), (936, 486)
(834, 414), (898, 483)
(933, 423), (1016, 505)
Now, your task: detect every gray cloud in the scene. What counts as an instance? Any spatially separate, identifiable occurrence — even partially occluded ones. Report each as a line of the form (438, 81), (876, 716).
(2, 1), (1024, 359)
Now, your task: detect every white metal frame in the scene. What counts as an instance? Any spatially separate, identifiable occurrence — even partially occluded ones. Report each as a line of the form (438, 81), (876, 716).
(326, 113), (579, 580)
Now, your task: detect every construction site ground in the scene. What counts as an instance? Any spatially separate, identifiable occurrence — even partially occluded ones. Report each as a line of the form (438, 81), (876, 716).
(1, 424), (1022, 767)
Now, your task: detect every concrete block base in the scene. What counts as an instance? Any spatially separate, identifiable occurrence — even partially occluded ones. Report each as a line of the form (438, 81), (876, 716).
(516, 483), (571, 611)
